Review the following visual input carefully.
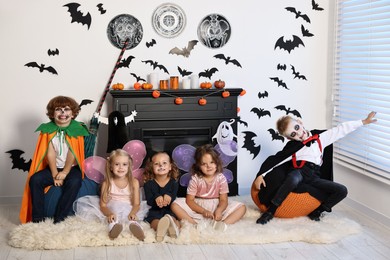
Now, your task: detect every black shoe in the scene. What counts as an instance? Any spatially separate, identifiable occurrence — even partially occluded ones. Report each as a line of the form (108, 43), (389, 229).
(53, 217), (65, 224)
(308, 210), (321, 221)
(256, 211), (274, 225)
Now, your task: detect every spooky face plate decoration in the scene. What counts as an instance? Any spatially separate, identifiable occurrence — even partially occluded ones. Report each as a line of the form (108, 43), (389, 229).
(152, 3), (186, 38)
(197, 13), (231, 49)
(107, 14), (143, 49)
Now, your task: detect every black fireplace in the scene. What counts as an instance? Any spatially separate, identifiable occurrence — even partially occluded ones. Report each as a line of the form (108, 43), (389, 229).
(110, 88), (242, 196)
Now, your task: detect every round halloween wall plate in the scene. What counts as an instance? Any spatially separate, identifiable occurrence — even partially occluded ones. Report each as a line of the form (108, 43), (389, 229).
(152, 3), (186, 38)
(197, 13), (231, 49)
(107, 14), (143, 49)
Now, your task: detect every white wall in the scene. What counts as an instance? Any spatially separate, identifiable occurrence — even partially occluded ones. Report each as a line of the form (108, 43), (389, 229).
(1, 0), (388, 224)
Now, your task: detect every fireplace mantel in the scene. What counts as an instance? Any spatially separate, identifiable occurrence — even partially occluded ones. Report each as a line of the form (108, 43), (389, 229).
(110, 88), (242, 196)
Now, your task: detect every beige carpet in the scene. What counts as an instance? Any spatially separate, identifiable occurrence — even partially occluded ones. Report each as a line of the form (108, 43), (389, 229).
(7, 196), (361, 250)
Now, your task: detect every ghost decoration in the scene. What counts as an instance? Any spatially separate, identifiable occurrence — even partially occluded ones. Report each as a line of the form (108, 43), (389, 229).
(212, 119), (237, 156)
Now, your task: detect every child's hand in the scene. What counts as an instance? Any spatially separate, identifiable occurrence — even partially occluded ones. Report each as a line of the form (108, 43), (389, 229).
(214, 209), (223, 221)
(362, 111), (377, 125)
(107, 214), (116, 223)
(155, 196), (164, 208)
(54, 179), (64, 187)
(254, 175), (266, 190)
(162, 194), (172, 206)
(202, 209), (214, 219)
(55, 172), (68, 181)
(128, 213), (137, 221)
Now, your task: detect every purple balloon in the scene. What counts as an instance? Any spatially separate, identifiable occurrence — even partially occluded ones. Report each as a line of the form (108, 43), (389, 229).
(222, 168), (234, 183)
(179, 172), (192, 187)
(83, 156), (106, 183)
(172, 144), (196, 171)
(123, 140), (147, 170)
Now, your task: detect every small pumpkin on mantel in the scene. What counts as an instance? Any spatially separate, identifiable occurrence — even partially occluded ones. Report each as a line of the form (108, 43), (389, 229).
(200, 82), (212, 89)
(112, 82), (125, 90)
(214, 79), (225, 89)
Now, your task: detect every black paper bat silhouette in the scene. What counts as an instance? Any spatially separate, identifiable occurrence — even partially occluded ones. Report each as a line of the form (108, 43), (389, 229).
(178, 66), (192, 77)
(275, 105), (302, 118)
(146, 39), (156, 48)
(274, 35), (305, 53)
(237, 116), (248, 127)
(251, 108), (271, 119)
(63, 3), (92, 30)
(118, 56), (135, 68)
(269, 77), (288, 89)
(291, 65), (307, 80)
(312, 0), (324, 11)
(169, 40), (198, 57)
(277, 63), (286, 70)
(47, 48), (59, 56)
(96, 3), (106, 14)
(301, 25), (314, 37)
(6, 149), (31, 172)
(79, 99), (93, 108)
(213, 54), (242, 68)
(199, 68), (218, 79)
(242, 131), (261, 159)
(258, 91), (269, 99)
(268, 128), (285, 142)
(285, 7), (311, 23)
(142, 60), (169, 74)
(25, 62), (58, 75)
(130, 73), (146, 82)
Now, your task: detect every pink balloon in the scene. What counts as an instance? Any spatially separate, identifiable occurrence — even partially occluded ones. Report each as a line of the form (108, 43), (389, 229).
(133, 168), (145, 187)
(172, 144), (196, 171)
(123, 140), (147, 170)
(83, 156), (106, 183)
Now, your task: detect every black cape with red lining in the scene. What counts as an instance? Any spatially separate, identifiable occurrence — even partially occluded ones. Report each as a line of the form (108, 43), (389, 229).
(255, 129), (333, 207)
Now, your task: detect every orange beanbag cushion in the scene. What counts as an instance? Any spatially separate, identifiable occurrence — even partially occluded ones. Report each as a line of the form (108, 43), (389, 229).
(250, 181), (321, 218)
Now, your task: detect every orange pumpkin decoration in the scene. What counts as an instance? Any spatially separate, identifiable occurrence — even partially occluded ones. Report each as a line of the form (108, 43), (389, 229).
(152, 90), (160, 98)
(240, 89), (247, 96)
(142, 83), (153, 90)
(214, 79), (225, 89)
(174, 97), (183, 105)
(200, 82), (212, 89)
(133, 82), (141, 90)
(112, 83), (125, 90)
(222, 90), (230, 98)
(198, 98), (207, 106)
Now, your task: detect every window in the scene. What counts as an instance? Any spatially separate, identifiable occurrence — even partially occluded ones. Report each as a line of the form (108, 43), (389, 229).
(333, 0), (390, 180)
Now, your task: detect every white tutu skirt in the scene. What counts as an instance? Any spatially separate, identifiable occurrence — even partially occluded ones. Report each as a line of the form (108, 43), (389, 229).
(73, 195), (150, 227)
(172, 197), (244, 223)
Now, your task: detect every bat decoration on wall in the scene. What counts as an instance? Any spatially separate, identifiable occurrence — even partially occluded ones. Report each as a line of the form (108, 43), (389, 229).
(199, 68), (218, 79)
(274, 35), (305, 53)
(6, 149), (31, 172)
(275, 105), (302, 118)
(301, 25), (314, 37)
(63, 3), (92, 30)
(237, 116), (248, 127)
(268, 129), (285, 142)
(312, 0), (324, 11)
(48, 48), (59, 56)
(118, 55), (135, 68)
(79, 99), (93, 108)
(258, 91), (268, 99)
(25, 62), (58, 75)
(277, 63), (286, 70)
(142, 60), (169, 74)
(169, 40), (198, 58)
(270, 77), (288, 89)
(285, 7), (311, 23)
(213, 54), (242, 68)
(130, 73), (146, 82)
(96, 3), (106, 14)
(178, 66), (192, 77)
(242, 131), (261, 159)
(146, 39), (156, 48)
(291, 65), (307, 80)
(251, 108), (271, 119)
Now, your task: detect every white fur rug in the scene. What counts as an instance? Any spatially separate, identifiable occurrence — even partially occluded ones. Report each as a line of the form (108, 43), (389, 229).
(7, 196), (361, 250)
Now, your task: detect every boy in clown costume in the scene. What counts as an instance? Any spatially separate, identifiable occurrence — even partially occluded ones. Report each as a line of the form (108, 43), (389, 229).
(20, 96), (89, 224)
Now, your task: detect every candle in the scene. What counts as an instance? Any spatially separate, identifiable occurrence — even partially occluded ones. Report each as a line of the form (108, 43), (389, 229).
(149, 72), (159, 89)
(182, 77), (191, 89)
(190, 74), (199, 89)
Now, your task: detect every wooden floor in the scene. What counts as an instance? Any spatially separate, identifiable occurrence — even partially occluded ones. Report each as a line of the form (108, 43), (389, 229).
(1, 201), (390, 260)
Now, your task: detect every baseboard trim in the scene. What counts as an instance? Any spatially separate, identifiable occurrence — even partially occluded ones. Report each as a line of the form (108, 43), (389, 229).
(343, 197), (390, 229)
